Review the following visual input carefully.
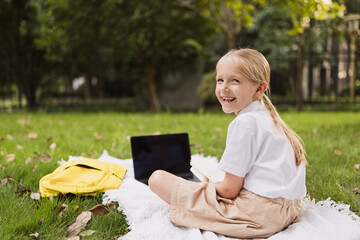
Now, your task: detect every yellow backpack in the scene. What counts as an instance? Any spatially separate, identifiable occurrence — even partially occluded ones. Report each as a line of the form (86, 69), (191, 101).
(39, 158), (127, 197)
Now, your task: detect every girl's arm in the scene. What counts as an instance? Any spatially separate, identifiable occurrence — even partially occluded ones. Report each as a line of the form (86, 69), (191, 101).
(214, 172), (244, 199)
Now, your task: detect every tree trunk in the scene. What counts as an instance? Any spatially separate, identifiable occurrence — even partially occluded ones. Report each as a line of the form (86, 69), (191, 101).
(296, 34), (304, 111)
(307, 19), (314, 102)
(330, 31), (339, 98)
(144, 60), (160, 112)
(84, 74), (92, 100)
(320, 67), (326, 96)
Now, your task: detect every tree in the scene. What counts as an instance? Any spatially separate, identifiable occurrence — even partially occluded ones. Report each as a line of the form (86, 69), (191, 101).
(280, 0), (345, 110)
(207, 0), (267, 50)
(0, 0), (46, 108)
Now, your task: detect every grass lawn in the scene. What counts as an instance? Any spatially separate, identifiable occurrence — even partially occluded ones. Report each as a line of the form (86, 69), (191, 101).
(0, 111), (359, 239)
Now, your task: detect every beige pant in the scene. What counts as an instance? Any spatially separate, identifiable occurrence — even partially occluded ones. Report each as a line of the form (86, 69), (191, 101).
(170, 177), (302, 239)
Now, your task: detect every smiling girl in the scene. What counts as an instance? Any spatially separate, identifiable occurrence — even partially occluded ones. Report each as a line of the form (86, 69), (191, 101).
(149, 48), (307, 239)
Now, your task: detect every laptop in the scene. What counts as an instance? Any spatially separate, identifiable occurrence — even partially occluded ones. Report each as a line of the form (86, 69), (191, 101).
(130, 133), (198, 184)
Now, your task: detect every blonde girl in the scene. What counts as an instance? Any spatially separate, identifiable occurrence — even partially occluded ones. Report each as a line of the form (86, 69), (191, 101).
(149, 48), (307, 239)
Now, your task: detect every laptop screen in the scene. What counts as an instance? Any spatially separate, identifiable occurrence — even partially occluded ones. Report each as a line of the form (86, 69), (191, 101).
(130, 133), (191, 182)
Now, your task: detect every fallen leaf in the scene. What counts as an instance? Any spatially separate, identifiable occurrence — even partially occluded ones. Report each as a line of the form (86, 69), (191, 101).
(66, 236), (80, 240)
(108, 202), (116, 210)
(0, 137), (5, 142)
(15, 189), (31, 195)
(93, 132), (102, 141)
(26, 156), (37, 165)
(355, 164), (359, 170)
(49, 142), (56, 151)
(32, 164), (37, 172)
(79, 230), (96, 237)
(46, 136), (53, 142)
(29, 232), (39, 238)
(89, 204), (109, 216)
(30, 192), (41, 200)
(126, 136), (131, 141)
(7, 134), (14, 140)
(1, 178), (8, 187)
(353, 188), (360, 195)
(333, 149), (341, 156)
(18, 119), (29, 125)
(66, 211), (92, 237)
(56, 203), (68, 217)
(74, 205), (79, 211)
(28, 132), (38, 139)
(6, 154), (16, 162)
(39, 153), (51, 162)
(16, 145), (23, 150)
(152, 131), (161, 135)
(0, 164), (5, 169)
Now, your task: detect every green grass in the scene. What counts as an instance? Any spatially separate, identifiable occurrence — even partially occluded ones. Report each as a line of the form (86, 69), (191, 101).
(0, 111), (359, 239)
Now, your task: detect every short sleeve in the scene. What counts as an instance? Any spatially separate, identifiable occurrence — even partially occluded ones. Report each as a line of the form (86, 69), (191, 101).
(218, 118), (257, 177)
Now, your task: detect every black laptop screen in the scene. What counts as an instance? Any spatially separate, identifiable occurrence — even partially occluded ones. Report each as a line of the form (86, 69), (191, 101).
(130, 133), (191, 181)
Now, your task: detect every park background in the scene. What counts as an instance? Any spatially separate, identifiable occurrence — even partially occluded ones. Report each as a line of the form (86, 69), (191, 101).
(0, 0), (360, 112)
(0, 0), (360, 239)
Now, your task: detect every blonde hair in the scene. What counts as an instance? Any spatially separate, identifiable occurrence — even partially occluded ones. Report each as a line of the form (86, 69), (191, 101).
(219, 48), (307, 166)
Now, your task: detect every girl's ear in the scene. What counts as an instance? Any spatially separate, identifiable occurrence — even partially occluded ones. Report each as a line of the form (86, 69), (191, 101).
(253, 81), (268, 100)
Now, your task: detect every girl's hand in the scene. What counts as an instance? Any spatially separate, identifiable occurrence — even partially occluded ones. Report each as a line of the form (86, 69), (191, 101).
(202, 176), (209, 185)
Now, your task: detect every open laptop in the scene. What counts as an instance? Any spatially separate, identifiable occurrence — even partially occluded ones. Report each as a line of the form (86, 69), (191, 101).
(130, 133), (198, 184)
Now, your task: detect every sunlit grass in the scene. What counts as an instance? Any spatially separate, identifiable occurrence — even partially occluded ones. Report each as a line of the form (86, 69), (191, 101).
(0, 111), (359, 239)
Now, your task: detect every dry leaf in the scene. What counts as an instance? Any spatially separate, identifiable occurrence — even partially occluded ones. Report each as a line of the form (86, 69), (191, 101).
(15, 189), (31, 195)
(355, 164), (359, 170)
(89, 204), (109, 216)
(66, 210), (92, 237)
(1, 178), (8, 187)
(56, 203), (68, 217)
(26, 156), (37, 165)
(152, 131), (161, 135)
(28, 132), (38, 139)
(16, 145), (23, 150)
(39, 153), (51, 162)
(7, 134), (14, 140)
(32, 164), (37, 172)
(93, 132), (102, 141)
(46, 136), (53, 142)
(18, 119), (29, 125)
(0, 137), (5, 142)
(29, 232), (39, 238)
(6, 154), (16, 162)
(79, 230), (96, 237)
(108, 202), (116, 210)
(0, 164), (5, 169)
(333, 149), (341, 156)
(49, 142), (56, 151)
(30, 192), (41, 200)
(74, 205), (79, 211)
(352, 188), (360, 195)
(126, 136), (131, 141)
(66, 236), (80, 240)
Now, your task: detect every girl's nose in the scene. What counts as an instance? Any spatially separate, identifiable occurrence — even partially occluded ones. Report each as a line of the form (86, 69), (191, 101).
(221, 82), (230, 91)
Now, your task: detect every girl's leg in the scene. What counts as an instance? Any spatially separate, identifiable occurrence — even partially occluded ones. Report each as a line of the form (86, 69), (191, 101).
(148, 170), (178, 204)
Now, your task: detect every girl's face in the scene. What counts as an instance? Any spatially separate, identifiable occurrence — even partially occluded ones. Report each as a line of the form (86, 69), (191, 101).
(215, 56), (259, 115)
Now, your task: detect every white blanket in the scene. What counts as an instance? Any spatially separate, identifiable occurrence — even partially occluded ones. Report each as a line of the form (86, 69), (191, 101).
(93, 151), (360, 240)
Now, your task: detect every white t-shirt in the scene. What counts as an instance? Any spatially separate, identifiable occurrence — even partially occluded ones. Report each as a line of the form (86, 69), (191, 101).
(218, 100), (306, 200)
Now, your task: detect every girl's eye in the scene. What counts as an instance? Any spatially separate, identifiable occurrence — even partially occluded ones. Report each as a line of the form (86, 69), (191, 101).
(232, 79), (240, 83)
(216, 79), (224, 83)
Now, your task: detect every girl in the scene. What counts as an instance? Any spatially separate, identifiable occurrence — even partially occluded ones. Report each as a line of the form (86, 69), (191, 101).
(149, 48), (307, 239)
